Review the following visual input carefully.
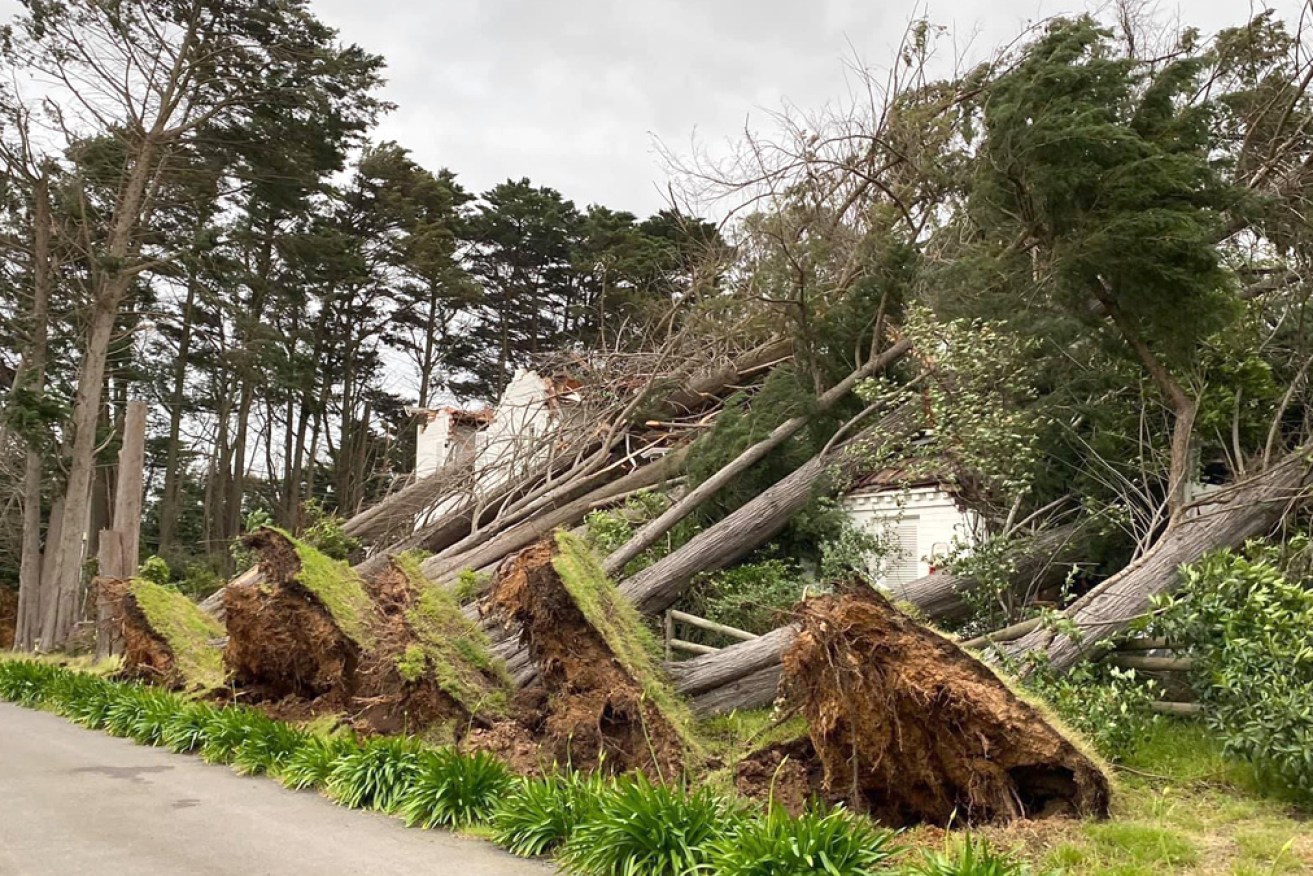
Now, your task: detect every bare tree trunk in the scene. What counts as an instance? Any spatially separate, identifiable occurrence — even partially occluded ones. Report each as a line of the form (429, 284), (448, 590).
(158, 271), (199, 555)
(15, 172), (53, 652)
(1002, 448), (1313, 674)
(604, 339), (911, 576)
(112, 400), (148, 575)
(619, 403), (921, 614)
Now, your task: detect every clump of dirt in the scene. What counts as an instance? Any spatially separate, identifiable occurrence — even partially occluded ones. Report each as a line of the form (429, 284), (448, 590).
(0, 586), (16, 650)
(744, 585), (1111, 827)
(489, 537), (689, 778)
(97, 578), (186, 687)
(224, 529), (499, 737)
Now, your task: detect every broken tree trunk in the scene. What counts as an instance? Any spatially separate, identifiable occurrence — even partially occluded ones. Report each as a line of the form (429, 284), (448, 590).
(738, 586), (1110, 825)
(603, 339), (912, 577)
(620, 402), (922, 614)
(1002, 448), (1313, 674)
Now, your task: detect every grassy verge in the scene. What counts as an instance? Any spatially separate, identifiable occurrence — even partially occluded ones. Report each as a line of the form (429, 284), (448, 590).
(2, 657), (1306, 875)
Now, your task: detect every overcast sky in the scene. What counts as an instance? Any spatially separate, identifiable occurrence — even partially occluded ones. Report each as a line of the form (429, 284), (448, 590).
(310, 0), (1307, 218)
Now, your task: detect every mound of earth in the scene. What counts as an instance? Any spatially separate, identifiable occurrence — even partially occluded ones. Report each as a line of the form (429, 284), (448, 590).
(98, 577), (225, 690)
(739, 584), (1111, 826)
(487, 532), (696, 778)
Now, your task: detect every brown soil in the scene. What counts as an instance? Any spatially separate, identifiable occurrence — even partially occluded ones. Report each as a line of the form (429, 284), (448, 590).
(745, 584), (1111, 827)
(97, 577), (179, 685)
(489, 540), (686, 778)
(222, 530), (468, 736)
(0, 586), (16, 650)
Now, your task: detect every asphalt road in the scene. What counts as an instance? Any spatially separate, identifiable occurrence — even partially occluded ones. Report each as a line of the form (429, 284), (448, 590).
(0, 702), (556, 875)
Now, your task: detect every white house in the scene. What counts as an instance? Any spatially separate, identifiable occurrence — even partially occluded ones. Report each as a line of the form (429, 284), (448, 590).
(841, 467), (978, 590)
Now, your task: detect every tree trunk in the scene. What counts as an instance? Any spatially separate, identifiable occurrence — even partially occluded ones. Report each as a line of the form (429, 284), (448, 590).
(886, 522), (1089, 621)
(1002, 448), (1313, 674)
(604, 339), (911, 576)
(158, 271), (200, 555)
(112, 400), (148, 576)
(619, 403), (921, 614)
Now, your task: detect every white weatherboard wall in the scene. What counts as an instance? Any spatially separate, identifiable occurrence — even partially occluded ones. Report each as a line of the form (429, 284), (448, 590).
(842, 486), (976, 589)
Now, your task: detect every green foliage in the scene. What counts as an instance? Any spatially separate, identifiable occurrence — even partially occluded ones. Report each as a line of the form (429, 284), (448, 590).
(161, 701), (218, 753)
(300, 498), (362, 561)
(277, 733), (359, 791)
(48, 671), (117, 730)
(909, 836), (1034, 876)
(0, 659), (61, 707)
(397, 749), (514, 829)
(200, 706), (266, 765)
(138, 555), (172, 586)
(126, 577), (226, 690)
(397, 553), (512, 716)
(551, 530), (701, 755)
(1156, 542), (1313, 801)
(452, 568), (489, 603)
(1026, 661), (1158, 762)
(686, 559), (805, 636)
(707, 804), (898, 876)
(492, 772), (606, 857)
(231, 715), (309, 777)
(560, 774), (736, 876)
(583, 491), (679, 576)
(327, 735), (426, 811)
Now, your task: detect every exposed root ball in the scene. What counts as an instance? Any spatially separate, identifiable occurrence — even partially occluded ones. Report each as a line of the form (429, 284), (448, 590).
(777, 586), (1110, 826)
(99, 577), (225, 690)
(490, 537), (687, 777)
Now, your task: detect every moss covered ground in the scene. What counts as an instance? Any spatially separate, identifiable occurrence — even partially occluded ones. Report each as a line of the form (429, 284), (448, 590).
(394, 554), (512, 717)
(128, 578), (226, 691)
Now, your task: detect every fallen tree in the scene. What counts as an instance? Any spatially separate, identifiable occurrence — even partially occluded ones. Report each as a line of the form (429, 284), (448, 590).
(735, 586), (1110, 825)
(1001, 448), (1313, 674)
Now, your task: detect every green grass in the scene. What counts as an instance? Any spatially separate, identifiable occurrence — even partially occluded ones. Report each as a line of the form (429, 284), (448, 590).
(395, 554), (512, 717)
(285, 532), (377, 650)
(127, 578), (226, 690)
(551, 530), (703, 756)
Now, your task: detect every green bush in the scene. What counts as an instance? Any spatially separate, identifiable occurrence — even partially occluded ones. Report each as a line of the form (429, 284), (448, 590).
(1157, 542), (1313, 801)
(492, 772), (605, 857)
(231, 714), (308, 776)
(277, 733), (358, 791)
(686, 559), (805, 635)
(200, 706), (266, 765)
(560, 774), (737, 876)
(1026, 660), (1158, 762)
(161, 701), (218, 753)
(301, 498), (362, 561)
(397, 749), (514, 828)
(48, 671), (116, 729)
(0, 659), (60, 706)
(327, 735), (426, 811)
(138, 555), (172, 586)
(707, 803), (898, 876)
(909, 836), (1033, 875)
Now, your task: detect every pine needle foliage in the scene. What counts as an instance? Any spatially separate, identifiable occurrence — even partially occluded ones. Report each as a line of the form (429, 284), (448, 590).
(706, 803), (899, 876)
(559, 773), (737, 876)
(491, 772), (606, 857)
(397, 748), (514, 828)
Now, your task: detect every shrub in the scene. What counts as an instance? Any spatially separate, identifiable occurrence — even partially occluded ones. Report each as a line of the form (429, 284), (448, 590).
(397, 749), (514, 829)
(199, 706), (265, 764)
(1026, 660), (1158, 762)
(103, 686), (177, 742)
(1157, 543), (1313, 801)
(327, 735), (426, 811)
(707, 803), (898, 876)
(909, 835), (1033, 876)
(560, 774), (736, 876)
(231, 714), (309, 776)
(0, 659), (60, 706)
(301, 498), (361, 561)
(161, 701), (218, 753)
(277, 733), (358, 790)
(138, 555), (172, 586)
(686, 559), (805, 635)
(492, 772), (605, 857)
(49, 671), (117, 729)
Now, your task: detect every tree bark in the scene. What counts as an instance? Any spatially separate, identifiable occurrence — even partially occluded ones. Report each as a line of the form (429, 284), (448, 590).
(1002, 448), (1313, 674)
(604, 339), (911, 576)
(112, 400), (148, 577)
(619, 403), (921, 614)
